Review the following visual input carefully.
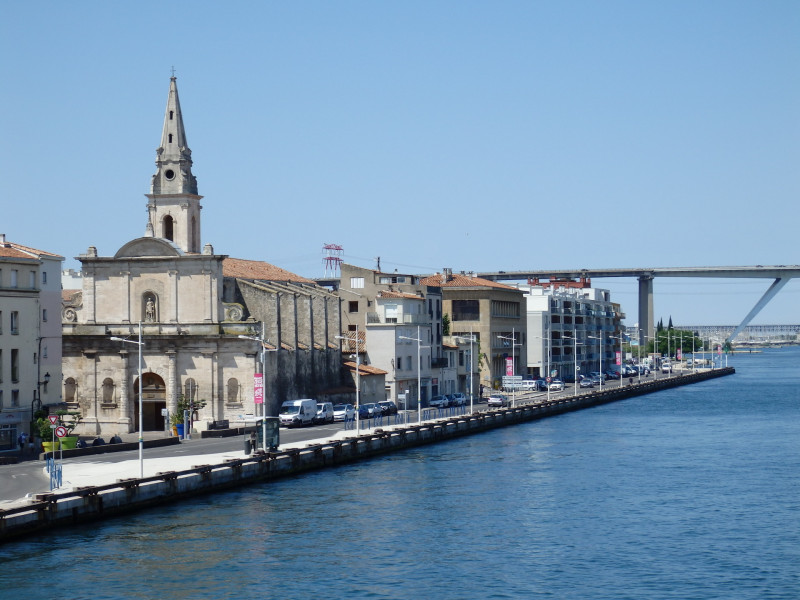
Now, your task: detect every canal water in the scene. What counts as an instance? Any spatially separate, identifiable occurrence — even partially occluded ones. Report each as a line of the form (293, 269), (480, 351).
(3, 348), (799, 599)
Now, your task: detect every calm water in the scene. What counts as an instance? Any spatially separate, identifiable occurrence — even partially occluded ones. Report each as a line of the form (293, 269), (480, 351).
(3, 348), (799, 599)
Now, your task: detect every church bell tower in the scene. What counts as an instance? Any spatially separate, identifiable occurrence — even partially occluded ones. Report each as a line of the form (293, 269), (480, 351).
(146, 76), (203, 253)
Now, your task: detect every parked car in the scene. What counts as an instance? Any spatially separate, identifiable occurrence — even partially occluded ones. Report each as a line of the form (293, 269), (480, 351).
(333, 403), (355, 422)
(579, 378), (595, 388)
(357, 404), (371, 419)
(450, 393), (467, 406)
(362, 403), (383, 418)
(429, 395), (449, 409)
(547, 379), (564, 391)
(487, 394), (509, 407)
(605, 370), (621, 380)
(378, 400), (398, 415)
(314, 402), (334, 424)
(278, 399), (317, 427)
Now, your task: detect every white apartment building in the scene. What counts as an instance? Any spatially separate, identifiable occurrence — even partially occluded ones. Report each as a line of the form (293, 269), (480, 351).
(524, 283), (624, 381)
(0, 235), (64, 449)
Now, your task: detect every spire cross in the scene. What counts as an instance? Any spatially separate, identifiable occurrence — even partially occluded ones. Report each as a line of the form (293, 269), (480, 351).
(171, 66), (176, 77)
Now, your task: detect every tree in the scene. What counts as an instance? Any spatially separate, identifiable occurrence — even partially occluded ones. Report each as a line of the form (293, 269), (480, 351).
(442, 313), (451, 336)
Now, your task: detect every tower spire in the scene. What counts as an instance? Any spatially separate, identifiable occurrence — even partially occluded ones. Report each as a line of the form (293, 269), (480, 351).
(146, 76), (203, 253)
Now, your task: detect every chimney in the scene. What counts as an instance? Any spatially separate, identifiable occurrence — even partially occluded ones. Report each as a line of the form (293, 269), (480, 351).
(442, 267), (452, 283)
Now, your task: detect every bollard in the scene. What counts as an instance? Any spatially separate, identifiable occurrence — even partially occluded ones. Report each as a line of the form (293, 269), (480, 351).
(243, 438), (252, 455)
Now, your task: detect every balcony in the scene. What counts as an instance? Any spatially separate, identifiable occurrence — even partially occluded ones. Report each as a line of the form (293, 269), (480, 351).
(431, 357), (449, 369)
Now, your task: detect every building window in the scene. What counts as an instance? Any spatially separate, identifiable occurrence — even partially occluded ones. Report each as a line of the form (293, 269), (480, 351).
(452, 300), (479, 321)
(11, 390), (19, 407)
(11, 350), (18, 383)
(29, 271), (36, 288)
(42, 345), (47, 359)
(42, 271), (47, 285)
(10, 311), (18, 334)
(10, 270), (18, 288)
(42, 309), (47, 322)
(102, 378), (115, 405)
(490, 300), (520, 318)
(168, 133), (173, 143)
(0, 349), (3, 382)
(64, 378), (77, 403)
(163, 215), (174, 241)
(350, 277), (364, 289)
(397, 357), (402, 370)
(227, 378), (240, 404)
(348, 301), (359, 313)
(170, 110), (174, 120)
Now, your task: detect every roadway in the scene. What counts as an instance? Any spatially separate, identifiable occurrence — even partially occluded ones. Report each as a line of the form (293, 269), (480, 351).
(0, 370), (684, 507)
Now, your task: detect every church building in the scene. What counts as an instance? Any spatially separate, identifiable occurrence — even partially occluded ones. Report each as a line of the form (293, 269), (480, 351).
(62, 77), (342, 436)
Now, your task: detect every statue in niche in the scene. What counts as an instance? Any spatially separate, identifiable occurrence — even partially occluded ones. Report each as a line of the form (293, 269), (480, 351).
(145, 296), (157, 322)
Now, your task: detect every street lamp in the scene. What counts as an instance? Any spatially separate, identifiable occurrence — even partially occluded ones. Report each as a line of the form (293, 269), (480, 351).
(238, 324), (277, 418)
(335, 326), (360, 431)
(110, 322), (144, 479)
(562, 331), (582, 396)
(452, 329), (476, 415)
(399, 326), (429, 425)
(497, 328), (522, 407)
(587, 334), (604, 390)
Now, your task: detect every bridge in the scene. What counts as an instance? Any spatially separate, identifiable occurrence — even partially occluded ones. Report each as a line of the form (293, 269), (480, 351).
(476, 265), (800, 344)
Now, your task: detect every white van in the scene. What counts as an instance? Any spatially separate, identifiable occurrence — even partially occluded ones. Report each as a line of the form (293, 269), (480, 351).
(314, 402), (334, 424)
(278, 399), (317, 427)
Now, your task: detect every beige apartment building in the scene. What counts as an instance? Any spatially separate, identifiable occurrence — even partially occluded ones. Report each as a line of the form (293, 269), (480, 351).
(0, 236), (63, 448)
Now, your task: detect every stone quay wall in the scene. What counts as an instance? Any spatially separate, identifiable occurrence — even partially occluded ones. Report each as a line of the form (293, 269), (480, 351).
(0, 368), (734, 543)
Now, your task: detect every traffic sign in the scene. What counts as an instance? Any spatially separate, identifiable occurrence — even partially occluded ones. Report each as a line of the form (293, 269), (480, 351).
(48, 415), (59, 425)
(55, 426), (68, 438)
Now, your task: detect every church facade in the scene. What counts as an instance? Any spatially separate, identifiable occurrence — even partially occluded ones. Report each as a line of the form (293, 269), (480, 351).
(62, 77), (343, 436)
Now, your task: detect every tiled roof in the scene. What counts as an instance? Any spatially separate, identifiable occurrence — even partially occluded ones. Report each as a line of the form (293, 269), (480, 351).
(62, 289), (81, 302)
(343, 361), (387, 376)
(419, 272), (517, 290)
(377, 290), (423, 300)
(223, 257), (315, 284)
(0, 240), (63, 259)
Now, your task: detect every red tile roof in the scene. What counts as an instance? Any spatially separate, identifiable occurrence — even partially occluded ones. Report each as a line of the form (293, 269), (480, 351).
(377, 290), (423, 300)
(0, 241), (63, 260)
(223, 257), (315, 284)
(343, 361), (387, 376)
(419, 272), (517, 290)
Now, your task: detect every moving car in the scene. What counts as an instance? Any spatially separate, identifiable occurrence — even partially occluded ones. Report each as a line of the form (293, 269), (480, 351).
(661, 361), (672, 373)
(547, 379), (564, 391)
(333, 403), (355, 422)
(487, 394), (510, 408)
(579, 378), (595, 388)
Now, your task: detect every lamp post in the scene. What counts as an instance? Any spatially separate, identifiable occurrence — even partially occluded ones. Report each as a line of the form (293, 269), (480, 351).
(453, 329), (476, 414)
(561, 331), (581, 396)
(110, 322), (144, 479)
(497, 328), (522, 407)
(335, 326), (361, 431)
(238, 324), (277, 419)
(399, 326), (428, 425)
(588, 334), (603, 390)
(31, 372), (50, 422)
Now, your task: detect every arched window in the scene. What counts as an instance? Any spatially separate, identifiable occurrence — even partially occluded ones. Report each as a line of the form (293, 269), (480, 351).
(227, 378), (240, 404)
(190, 216), (197, 252)
(64, 377), (77, 404)
(163, 215), (174, 241)
(102, 378), (115, 404)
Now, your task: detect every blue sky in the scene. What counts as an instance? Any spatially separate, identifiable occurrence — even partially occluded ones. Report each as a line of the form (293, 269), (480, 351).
(2, 1), (798, 326)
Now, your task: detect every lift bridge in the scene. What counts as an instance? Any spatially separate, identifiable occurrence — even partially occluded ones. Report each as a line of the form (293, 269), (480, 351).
(477, 265), (800, 345)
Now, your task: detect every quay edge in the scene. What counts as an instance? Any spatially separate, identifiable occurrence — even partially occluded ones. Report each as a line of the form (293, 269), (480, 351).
(0, 368), (734, 543)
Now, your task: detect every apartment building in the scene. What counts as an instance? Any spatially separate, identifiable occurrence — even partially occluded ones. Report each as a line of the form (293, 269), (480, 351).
(523, 281), (625, 380)
(0, 235), (63, 449)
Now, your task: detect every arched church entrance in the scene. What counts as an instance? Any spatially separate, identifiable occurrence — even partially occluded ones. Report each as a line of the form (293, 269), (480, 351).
(133, 372), (168, 431)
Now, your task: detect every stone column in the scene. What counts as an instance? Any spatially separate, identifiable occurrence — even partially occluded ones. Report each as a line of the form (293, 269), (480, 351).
(118, 349), (132, 431)
(166, 351), (178, 415)
(638, 274), (654, 345)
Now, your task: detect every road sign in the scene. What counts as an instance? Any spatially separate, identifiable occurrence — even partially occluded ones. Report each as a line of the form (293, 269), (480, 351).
(546, 377), (552, 383)
(48, 415), (59, 425)
(55, 426), (68, 438)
